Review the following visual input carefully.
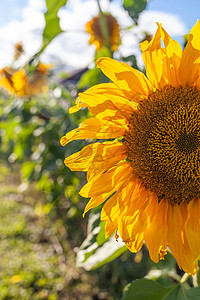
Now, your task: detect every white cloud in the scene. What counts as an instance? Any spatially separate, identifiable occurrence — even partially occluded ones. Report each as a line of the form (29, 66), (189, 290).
(0, 0), (187, 70)
(138, 10), (187, 36)
(0, 0), (45, 68)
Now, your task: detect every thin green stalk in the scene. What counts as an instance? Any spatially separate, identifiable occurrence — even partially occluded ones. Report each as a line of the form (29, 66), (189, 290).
(96, 0), (112, 54)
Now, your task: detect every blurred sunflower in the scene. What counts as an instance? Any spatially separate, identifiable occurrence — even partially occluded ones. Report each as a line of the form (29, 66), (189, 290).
(85, 13), (120, 51)
(0, 63), (51, 97)
(14, 42), (24, 60)
(61, 21), (200, 275)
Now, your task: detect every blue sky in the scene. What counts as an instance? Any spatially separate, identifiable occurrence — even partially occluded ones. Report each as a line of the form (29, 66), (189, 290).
(147, 0), (200, 30)
(0, 0), (199, 69)
(1, 0), (199, 30)
(0, 0), (29, 26)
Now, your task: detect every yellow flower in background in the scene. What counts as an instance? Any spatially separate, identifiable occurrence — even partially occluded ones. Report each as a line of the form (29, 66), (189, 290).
(61, 21), (200, 275)
(85, 13), (121, 51)
(0, 68), (27, 96)
(0, 68), (15, 94)
(14, 42), (24, 60)
(0, 63), (51, 97)
(26, 62), (52, 96)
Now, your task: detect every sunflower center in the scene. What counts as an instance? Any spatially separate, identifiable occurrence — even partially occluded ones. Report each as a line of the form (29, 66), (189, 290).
(92, 14), (115, 40)
(124, 85), (200, 205)
(176, 132), (199, 152)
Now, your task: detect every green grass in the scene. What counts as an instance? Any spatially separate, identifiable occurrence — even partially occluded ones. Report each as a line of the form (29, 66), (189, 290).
(0, 163), (154, 300)
(0, 164), (95, 299)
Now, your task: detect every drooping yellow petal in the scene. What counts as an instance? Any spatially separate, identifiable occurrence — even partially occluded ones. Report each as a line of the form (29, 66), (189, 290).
(167, 204), (198, 275)
(185, 198), (200, 263)
(96, 57), (153, 102)
(87, 143), (127, 180)
(118, 210), (148, 253)
(60, 117), (126, 146)
(79, 161), (133, 198)
(83, 192), (111, 217)
(69, 101), (86, 114)
(127, 183), (151, 216)
(65, 141), (127, 172)
(101, 176), (137, 222)
(100, 190), (119, 222)
(105, 219), (118, 238)
(178, 20), (200, 86)
(144, 198), (169, 263)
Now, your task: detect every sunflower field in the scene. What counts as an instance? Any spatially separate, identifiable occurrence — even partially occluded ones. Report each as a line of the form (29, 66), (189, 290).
(1, 0), (200, 299)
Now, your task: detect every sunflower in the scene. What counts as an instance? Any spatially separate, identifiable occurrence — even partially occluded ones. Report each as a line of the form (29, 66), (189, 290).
(61, 21), (200, 275)
(0, 63), (51, 97)
(0, 68), (27, 96)
(14, 42), (24, 60)
(85, 13), (121, 51)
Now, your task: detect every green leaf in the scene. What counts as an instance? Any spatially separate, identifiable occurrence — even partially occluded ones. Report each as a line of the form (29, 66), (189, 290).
(123, 279), (200, 300)
(21, 161), (35, 180)
(122, 55), (138, 69)
(164, 284), (200, 300)
(123, 0), (147, 23)
(76, 212), (127, 270)
(41, 0), (68, 52)
(177, 285), (200, 300)
(96, 222), (108, 247)
(122, 278), (177, 300)
(77, 67), (109, 89)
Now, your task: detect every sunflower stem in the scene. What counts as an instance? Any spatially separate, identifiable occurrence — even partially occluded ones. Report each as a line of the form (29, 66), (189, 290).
(180, 273), (190, 284)
(96, 0), (112, 54)
(197, 264), (200, 286)
(192, 274), (198, 287)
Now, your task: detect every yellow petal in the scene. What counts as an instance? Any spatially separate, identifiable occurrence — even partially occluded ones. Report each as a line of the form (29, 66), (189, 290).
(140, 26), (166, 89)
(79, 87), (135, 122)
(69, 101), (85, 114)
(185, 199), (200, 263)
(144, 199), (169, 263)
(96, 57), (153, 102)
(83, 192), (110, 217)
(159, 24), (182, 86)
(140, 23), (182, 88)
(118, 210), (147, 252)
(65, 141), (127, 172)
(101, 176), (137, 222)
(167, 204), (198, 275)
(100, 191), (119, 222)
(79, 161), (132, 198)
(105, 220), (118, 238)
(178, 20), (200, 86)
(60, 117), (126, 146)
(127, 183), (151, 216)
